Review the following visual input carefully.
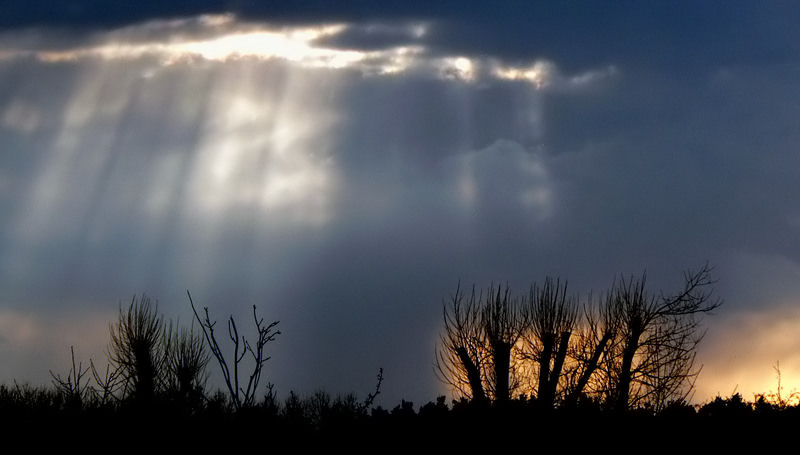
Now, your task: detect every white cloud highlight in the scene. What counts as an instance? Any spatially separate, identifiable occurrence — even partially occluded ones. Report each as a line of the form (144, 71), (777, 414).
(0, 16), (617, 91)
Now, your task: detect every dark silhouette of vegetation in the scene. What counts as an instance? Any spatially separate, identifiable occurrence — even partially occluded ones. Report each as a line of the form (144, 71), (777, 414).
(49, 345), (91, 409)
(89, 356), (123, 405)
(188, 290), (280, 411)
(9, 264), (800, 449)
(43, 293), (213, 415)
(437, 263), (721, 412)
(435, 282), (525, 404)
(482, 285), (524, 403)
(603, 266), (721, 411)
(436, 282), (488, 403)
(108, 294), (169, 404)
(165, 320), (210, 409)
(523, 277), (578, 409)
(5, 377), (800, 451)
(565, 289), (619, 405)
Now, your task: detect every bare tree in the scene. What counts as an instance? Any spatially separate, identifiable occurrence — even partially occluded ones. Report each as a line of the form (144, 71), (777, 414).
(435, 282), (488, 403)
(50, 346), (92, 407)
(361, 367), (384, 412)
(435, 282), (525, 404)
(165, 321), (210, 408)
(90, 358), (124, 405)
(563, 290), (620, 406)
(107, 294), (169, 403)
(187, 291), (280, 411)
(481, 284), (525, 403)
(606, 264), (722, 412)
(436, 265), (720, 413)
(521, 277), (578, 408)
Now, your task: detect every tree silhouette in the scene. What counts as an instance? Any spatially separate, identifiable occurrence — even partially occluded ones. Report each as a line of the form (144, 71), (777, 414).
(521, 277), (578, 408)
(188, 291), (280, 411)
(107, 294), (169, 404)
(603, 264), (721, 411)
(564, 290), (619, 406)
(436, 283), (524, 404)
(482, 285), (525, 403)
(165, 321), (209, 409)
(103, 294), (211, 409)
(436, 282), (488, 403)
(436, 264), (721, 412)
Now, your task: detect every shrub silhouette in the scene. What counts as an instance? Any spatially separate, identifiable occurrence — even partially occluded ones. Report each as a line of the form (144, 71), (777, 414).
(105, 294), (210, 411)
(49, 346), (92, 410)
(165, 322), (209, 411)
(697, 393), (752, 418)
(108, 294), (169, 404)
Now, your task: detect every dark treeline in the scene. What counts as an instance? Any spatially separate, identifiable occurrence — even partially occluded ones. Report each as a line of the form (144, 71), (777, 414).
(2, 383), (799, 450)
(2, 264), (800, 448)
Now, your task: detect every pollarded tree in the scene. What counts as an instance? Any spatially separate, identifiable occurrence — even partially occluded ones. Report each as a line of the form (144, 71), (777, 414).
(605, 264), (722, 412)
(436, 283), (489, 403)
(521, 277), (578, 408)
(563, 290), (621, 406)
(165, 322), (210, 409)
(435, 265), (720, 412)
(107, 294), (169, 404)
(435, 282), (525, 404)
(481, 284), (525, 403)
(106, 294), (210, 408)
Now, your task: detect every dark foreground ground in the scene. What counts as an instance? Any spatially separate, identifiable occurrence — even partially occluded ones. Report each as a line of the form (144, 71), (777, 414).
(0, 392), (796, 452)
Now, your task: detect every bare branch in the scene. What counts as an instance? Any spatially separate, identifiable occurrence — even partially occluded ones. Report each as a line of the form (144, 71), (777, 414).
(187, 290), (280, 411)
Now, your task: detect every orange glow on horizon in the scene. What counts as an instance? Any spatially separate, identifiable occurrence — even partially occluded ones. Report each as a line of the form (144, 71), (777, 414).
(694, 304), (800, 406)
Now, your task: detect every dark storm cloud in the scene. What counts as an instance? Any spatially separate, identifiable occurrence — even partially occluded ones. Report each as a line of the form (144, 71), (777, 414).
(0, 0), (225, 29)
(313, 22), (427, 51)
(4, 1), (800, 71)
(331, 77), (540, 166)
(540, 62), (800, 282)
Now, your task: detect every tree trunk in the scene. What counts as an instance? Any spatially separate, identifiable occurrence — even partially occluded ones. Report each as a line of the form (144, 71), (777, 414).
(567, 330), (613, 405)
(493, 341), (512, 403)
(544, 330), (571, 407)
(457, 347), (486, 403)
(537, 333), (554, 406)
(615, 332), (640, 412)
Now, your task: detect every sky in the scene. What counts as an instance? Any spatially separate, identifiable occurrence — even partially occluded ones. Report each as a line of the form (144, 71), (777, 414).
(2, 1), (800, 407)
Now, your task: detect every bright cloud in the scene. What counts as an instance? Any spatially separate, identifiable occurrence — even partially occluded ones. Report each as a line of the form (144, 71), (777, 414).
(0, 15), (616, 90)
